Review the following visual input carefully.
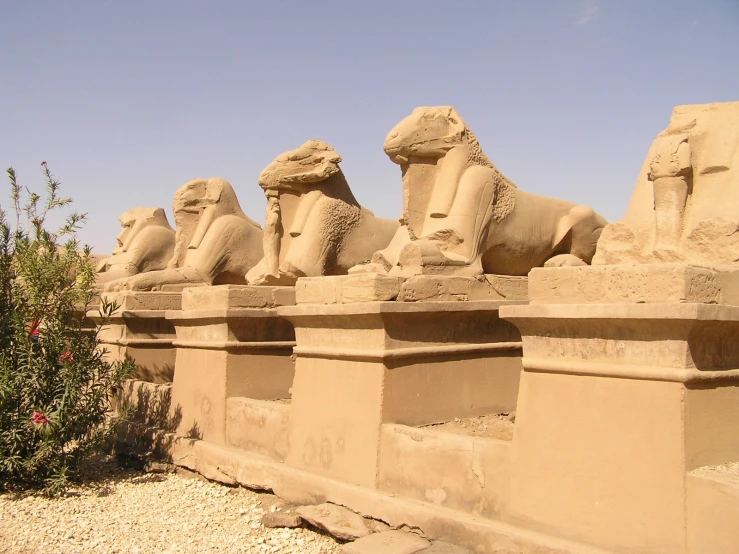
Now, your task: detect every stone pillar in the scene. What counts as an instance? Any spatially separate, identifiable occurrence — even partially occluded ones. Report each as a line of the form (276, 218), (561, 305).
(277, 274), (525, 488)
(499, 264), (739, 553)
(165, 285), (296, 444)
(91, 291), (181, 383)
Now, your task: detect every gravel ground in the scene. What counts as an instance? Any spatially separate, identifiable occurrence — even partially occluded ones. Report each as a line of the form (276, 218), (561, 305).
(0, 458), (341, 554)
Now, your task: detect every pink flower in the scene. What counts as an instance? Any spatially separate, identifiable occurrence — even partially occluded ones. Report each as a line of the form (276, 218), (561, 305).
(32, 411), (48, 425)
(60, 351), (74, 362)
(41, 161), (47, 166)
(29, 319), (41, 337)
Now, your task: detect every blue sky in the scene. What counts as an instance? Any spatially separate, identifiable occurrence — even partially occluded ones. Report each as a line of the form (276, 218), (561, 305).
(2, 1), (738, 252)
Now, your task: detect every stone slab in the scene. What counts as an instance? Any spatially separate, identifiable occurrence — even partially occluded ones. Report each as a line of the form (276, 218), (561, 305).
(397, 275), (527, 302)
(342, 530), (430, 554)
(528, 264), (739, 305)
(261, 511), (302, 528)
(296, 274), (528, 305)
(182, 285), (296, 310)
(378, 425), (511, 517)
(99, 290), (182, 311)
(226, 398), (290, 461)
(296, 274), (404, 304)
(501, 302), (739, 372)
(296, 503), (370, 540)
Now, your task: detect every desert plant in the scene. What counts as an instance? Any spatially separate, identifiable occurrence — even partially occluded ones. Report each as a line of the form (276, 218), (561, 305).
(0, 162), (132, 495)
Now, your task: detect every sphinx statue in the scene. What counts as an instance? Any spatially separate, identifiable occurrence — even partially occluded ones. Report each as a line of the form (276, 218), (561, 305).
(95, 207), (176, 286)
(593, 102), (739, 266)
(351, 106), (608, 277)
(245, 140), (398, 285)
(106, 178), (263, 291)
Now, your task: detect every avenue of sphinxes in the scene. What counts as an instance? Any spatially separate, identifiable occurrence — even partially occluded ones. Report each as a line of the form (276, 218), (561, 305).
(98, 102), (739, 554)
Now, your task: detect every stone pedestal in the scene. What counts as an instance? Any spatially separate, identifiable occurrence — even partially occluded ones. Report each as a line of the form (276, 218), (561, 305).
(500, 264), (739, 553)
(165, 285), (296, 444)
(277, 274), (525, 488)
(91, 291), (181, 383)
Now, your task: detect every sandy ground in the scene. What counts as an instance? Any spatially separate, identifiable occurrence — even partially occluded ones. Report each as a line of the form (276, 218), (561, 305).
(421, 413), (515, 441)
(0, 458), (341, 554)
(691, 461), (739, 483)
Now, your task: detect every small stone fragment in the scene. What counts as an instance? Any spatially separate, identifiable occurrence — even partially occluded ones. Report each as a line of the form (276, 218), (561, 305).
(145, 461), (175, 473)
(296, 503), (370, 541)
(342, 530), (430, 554)
(261, 511), (303, 528)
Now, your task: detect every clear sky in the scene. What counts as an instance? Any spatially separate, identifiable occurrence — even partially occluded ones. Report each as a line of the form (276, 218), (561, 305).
(2, 1), (738, 253)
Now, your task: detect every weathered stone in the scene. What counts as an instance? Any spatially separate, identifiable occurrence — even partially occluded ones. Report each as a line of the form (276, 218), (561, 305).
(295, 274), (403, 304)
(342, 530), (430, 554)
(144, 461), (175, 474)
(296, 503), (370, 541)
(95, 207), (175, 287)
(594, 102), (739, 267)
(527, 264), (735, 305)
(246, 140), (398, 286)
(366, 519), (391, 534)
(261, 511), (302, 528)
(106, 177), (263, 291)
(350, 106), (606, 277)
(419, 541), (473, 553)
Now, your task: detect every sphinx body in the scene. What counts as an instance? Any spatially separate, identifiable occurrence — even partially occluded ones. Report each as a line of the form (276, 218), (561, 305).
(106, 178), (263, 291)
(245, 140), (398, 285)
(593, 102), (739, 266)
(95, 207), (176, 286)
(353, 106), (607, 277)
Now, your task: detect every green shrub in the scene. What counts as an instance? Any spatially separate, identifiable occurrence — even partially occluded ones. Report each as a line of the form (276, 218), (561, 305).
(0, 162), (132, 495)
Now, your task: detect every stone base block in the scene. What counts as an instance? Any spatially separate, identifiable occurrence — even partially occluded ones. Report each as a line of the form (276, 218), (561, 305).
(384, 354), (522, 426)
(167, 285), (296, 445)
(296, 274), (528, 305)
(501, 267), (739, 553)
(226, 397), (290, 461)
(378, 424), (511, 518)
(115, 379), (176, 431)
(687, 466), (739, 554)
(92, 291), (180, 383)
(169, 348), (295, 443)
(182, 284), (295, 309)
(104, 344), (175, 383)
(279, 300), (523, 488)
(529, 263), (739, 305)
(100, 291), (183, 311)
(140, 435), (601, 554)
(296, 274), (404, 304)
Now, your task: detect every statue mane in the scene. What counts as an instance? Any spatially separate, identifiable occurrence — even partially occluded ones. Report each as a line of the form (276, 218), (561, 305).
(259, 140), (343, 189)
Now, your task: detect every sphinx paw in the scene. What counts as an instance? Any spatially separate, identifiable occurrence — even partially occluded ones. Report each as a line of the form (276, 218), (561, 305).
(544, 254), (587, 268)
